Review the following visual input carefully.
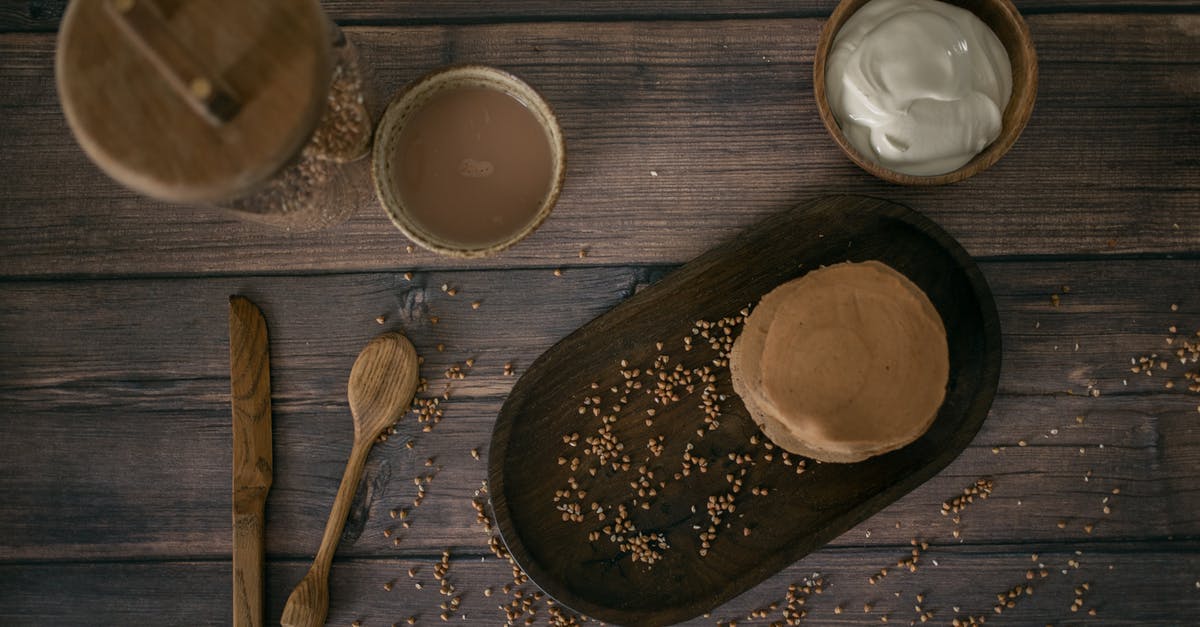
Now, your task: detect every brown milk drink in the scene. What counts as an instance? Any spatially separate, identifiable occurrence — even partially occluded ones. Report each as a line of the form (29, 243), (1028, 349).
(391, 86), (555, 247)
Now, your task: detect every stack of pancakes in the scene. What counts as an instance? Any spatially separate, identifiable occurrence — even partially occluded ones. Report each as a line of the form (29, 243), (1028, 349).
(730, 261), (949, 463)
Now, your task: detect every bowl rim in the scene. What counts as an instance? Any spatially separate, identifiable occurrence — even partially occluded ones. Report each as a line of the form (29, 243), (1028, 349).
(813, 0), (1039, 186)
(371, 64), (567, 258)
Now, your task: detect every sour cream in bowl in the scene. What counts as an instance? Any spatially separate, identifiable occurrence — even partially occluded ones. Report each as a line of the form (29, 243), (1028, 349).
(814, 0), (1037, 185)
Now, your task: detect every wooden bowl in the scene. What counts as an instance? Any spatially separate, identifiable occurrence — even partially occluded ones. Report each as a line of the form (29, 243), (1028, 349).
(813, 0), (1038, 185)
(372, 65), (566, 258)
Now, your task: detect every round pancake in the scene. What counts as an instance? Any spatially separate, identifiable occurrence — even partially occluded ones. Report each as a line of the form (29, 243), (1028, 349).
(731, 261), (948, 463)
(729, 280), (813, 453)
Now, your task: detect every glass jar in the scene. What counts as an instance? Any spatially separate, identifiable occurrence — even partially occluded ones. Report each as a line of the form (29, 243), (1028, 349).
(57, 0), (371, 232)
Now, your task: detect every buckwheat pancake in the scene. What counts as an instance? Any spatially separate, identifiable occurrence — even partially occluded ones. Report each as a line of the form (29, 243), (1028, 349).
(730, 261), (948, 463)
(729, 279), (813, 454)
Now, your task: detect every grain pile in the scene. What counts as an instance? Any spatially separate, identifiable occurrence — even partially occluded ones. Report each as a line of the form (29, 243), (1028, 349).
(348, 272), (1162, 625)
(1129, 304), (1200, 412)
(545, 309), (824, 567)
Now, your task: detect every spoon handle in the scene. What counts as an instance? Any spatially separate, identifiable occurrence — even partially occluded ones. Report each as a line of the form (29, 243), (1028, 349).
(280, 439), (373, 627)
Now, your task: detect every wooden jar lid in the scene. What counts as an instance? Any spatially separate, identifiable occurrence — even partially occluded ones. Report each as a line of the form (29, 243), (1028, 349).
(56, 0), (332, 203)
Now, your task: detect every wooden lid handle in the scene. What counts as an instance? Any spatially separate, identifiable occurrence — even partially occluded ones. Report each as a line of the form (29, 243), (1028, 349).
(107, 0), (240, 125)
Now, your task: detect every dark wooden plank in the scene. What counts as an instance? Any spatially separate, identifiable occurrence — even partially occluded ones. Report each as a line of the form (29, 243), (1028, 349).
(0, 266), (657, 563)
(488, 196), (1002, 625)
(0, 390), (1193, 560)
(1, 15), (1198, 278)
(1, 546), (1197, 625)
(3, 1), (1198, 33)
(1, 259), (1199, 563)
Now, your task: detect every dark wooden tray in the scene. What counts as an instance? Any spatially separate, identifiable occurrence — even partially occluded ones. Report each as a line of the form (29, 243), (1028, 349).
(488, 195), (1002, 626)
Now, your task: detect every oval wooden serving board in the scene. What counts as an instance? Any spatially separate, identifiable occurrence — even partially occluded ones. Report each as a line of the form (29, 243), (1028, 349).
(488, 195), (1002, 626)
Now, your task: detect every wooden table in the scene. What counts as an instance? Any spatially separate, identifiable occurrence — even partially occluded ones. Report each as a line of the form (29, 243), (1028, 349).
(1, 1), (1198, 625)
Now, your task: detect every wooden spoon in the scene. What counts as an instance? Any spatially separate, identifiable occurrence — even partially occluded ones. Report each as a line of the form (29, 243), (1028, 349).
(280, 332), (419, 627)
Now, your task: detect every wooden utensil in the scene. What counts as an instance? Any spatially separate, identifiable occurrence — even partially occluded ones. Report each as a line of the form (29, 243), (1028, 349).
(488, 195), (1002, 626)
(280, 332), (420, 627)
(229, 296), (273, 627)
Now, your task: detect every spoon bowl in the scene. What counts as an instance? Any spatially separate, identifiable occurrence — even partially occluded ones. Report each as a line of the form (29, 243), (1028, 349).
(348, 332), (422, 442)
(281, 332), (419, 627)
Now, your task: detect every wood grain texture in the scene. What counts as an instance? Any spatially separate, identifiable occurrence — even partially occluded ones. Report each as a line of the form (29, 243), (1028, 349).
(1, 259), (1198, 565)
(3, 0), (1199, 32)
(1, 4), (1197, 625)
(229, 296), (273, 627)
(281, 332), (418, 627)
(1, 546), (1197, 626)
(1, 14), (1198, 278)
(489, 197), (1002, 625)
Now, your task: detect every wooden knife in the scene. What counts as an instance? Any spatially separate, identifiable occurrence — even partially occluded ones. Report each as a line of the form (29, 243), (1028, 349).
(229, 296), (273, 627)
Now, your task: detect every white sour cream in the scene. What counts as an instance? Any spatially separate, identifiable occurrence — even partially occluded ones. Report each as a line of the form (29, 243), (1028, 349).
(825, 0), (1012, 176)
